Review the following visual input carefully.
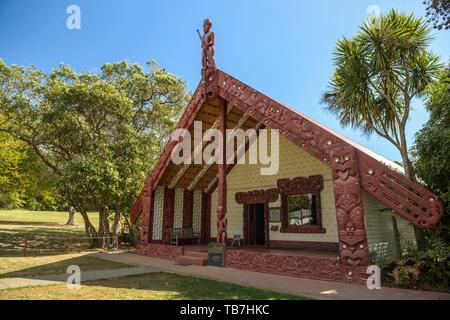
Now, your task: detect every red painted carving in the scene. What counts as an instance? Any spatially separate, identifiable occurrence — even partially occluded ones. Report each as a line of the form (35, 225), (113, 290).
(162, 187), (175, 244)
(225, 250), (342, 281)
(235, 188), (279, 204)
(277, 175), (323, 194)
(330, 145), (369, 283)
(198, 19), (217, 84)
(216, 99), (228, 244)
(137, 243), (184, 260)
(183, 190), (194, 228)
(269, 240), (339, 251)
(359, 153), (443, 228)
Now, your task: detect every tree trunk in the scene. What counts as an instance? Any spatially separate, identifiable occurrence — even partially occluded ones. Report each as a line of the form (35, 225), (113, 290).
(79, 209), (99, 248)
(399, 132), (424, 246)
(392, 215), (402, 260)
(111, 210), (121, 249)
(66, 206), (75, 225)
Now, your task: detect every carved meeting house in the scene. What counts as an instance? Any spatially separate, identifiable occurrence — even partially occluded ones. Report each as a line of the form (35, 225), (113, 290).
(130, 20), (443, 284)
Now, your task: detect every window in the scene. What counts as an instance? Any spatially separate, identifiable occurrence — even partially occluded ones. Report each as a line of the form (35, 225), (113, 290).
(278, 175), (326, 233)
(287, 194), (318, 226)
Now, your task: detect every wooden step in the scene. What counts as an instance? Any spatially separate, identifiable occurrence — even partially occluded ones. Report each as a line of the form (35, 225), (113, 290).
(184, 251), (208, 258)
(174, 255), (208, 266)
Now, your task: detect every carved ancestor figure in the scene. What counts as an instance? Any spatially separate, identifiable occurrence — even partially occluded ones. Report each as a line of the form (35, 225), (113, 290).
(216, 209), (227, 243)
(197, 18), (217, 80)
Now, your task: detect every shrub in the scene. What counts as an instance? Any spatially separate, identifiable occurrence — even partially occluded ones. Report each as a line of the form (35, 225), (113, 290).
(390, 239), (450, 290)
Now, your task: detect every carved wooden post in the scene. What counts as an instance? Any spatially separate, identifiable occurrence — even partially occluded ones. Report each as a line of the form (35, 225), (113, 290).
(162, 187), (175, 244)
(330, 145), (370, 283)
(216, 99), (227, 243)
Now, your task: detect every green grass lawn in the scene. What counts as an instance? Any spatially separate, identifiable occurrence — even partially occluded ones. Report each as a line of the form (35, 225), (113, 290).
(0, 209), (307, 300)
(0, 209), (99, 226)
(0, 272), (305, 300)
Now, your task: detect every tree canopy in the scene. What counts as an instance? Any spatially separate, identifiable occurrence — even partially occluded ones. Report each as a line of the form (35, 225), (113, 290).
(322, 10), (442, 180)
(412, 65), (450, 240)
(0, 60), (190, 245)
(424, 0), (450, 30)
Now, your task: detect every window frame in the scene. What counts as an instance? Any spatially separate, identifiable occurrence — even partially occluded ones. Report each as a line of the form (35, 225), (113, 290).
(278, 175), (326, 234)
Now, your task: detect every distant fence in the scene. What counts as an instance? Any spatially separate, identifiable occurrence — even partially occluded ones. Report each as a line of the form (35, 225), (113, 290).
(0, 235), (121, 256)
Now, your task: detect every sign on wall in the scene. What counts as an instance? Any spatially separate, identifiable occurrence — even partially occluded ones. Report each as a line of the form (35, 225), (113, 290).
(269, 207), (281, 223)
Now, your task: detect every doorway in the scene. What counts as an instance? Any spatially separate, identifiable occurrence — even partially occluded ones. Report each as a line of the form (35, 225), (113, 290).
(247, 203), (266, 245)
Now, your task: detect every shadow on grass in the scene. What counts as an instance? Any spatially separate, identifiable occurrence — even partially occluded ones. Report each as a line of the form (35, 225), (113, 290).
(0, 225), (90, 256)
(0, 253), (130, 279)
(0, 220), (64, 226)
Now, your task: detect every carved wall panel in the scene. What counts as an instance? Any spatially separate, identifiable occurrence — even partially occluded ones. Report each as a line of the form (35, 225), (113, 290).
(173, 188), (184, 228)
(192, 190), (202, 233)
(183, 190), (194, 228)
(225, 250), (341, 281)
(152, 186), (165, 240)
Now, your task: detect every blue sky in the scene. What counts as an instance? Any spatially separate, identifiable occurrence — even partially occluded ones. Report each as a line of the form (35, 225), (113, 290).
(0, 0), (448, 162)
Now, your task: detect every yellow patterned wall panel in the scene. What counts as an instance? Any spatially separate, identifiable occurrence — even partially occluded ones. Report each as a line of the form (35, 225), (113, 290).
(173, 188), (184, 228)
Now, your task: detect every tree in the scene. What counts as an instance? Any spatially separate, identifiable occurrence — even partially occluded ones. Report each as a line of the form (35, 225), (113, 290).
(322, 10), (442, 181)
(423, 0), (450, 30)
(0, 131), (25, 208)
(412, 65), (450, 241)
(0, 60), (189, 246)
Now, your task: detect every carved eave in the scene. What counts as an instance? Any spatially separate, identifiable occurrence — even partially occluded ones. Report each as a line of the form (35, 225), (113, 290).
(131, 69), (444, 228)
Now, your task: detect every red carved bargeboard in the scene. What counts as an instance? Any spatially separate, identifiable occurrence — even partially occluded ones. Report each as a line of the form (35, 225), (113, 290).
(136, 243), (184, 260)
(225, 250), (342, 282)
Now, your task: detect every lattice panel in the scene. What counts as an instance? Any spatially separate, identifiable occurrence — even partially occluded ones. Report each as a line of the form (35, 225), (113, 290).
(192, 190), (202, 233)
(173, 188), (184, 228)
(152, 186), (164, 240)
